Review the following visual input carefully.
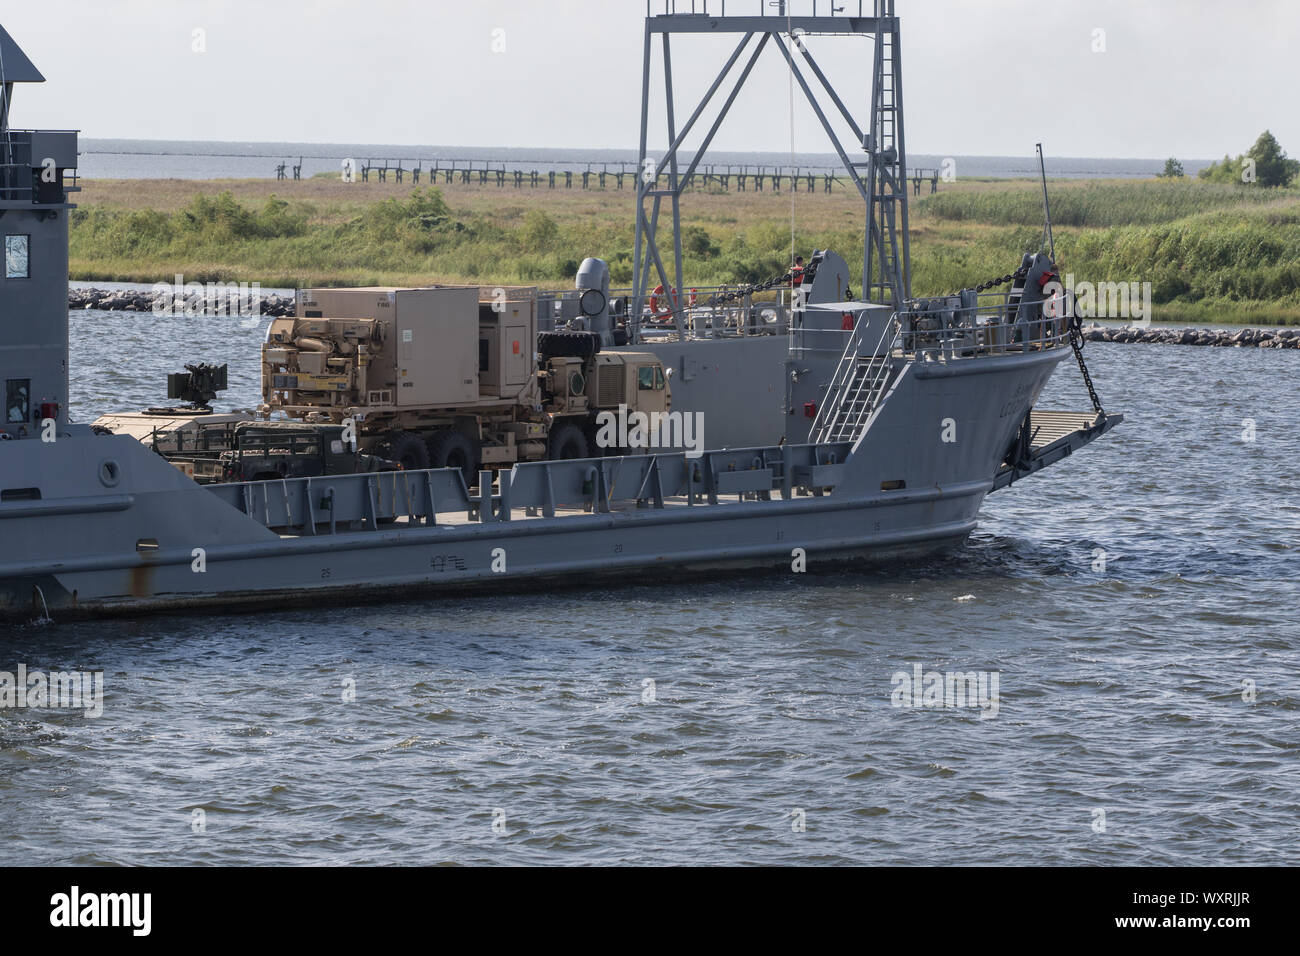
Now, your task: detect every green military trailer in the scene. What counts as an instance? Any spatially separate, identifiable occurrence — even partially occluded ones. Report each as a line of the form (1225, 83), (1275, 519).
(208, 421), (399, 484)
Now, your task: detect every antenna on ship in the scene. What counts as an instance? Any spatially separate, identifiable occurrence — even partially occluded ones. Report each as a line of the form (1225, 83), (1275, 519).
(787, 3), (796, 290)
(1036, 142), (1055, 261)
(631, 1), (911, 343)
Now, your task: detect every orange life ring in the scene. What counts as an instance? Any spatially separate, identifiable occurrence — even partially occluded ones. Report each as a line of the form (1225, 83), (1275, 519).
(650, 283), (678, 317)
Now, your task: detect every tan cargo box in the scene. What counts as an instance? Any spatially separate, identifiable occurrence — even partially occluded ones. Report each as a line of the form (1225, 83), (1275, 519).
(297, 287), (480, 407)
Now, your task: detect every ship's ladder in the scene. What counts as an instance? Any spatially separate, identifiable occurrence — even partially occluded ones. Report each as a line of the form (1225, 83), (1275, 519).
(809, 312), (903, 445)
(864, 7), (909, 309)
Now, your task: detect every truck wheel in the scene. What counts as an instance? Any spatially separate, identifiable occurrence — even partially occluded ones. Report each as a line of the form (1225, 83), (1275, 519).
(548, 422), (589, 461)
(426, 429), (478, 487)
(383, 432), (430, 471)
(538, 330), (600, 360)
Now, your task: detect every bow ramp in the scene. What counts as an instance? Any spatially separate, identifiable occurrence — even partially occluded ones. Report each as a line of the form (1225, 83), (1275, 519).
(991, 409), (1123, 492)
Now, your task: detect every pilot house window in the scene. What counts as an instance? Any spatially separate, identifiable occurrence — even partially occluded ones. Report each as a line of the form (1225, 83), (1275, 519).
(5, 235), (29, 279)
(6, 379), (31, 424)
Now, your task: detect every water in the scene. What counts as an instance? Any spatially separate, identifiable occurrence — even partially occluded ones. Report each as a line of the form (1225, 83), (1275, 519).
(79, 138), (1203, 181)
(2, 312), (1297, 865)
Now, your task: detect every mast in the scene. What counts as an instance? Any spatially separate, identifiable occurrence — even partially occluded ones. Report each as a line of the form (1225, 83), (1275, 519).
(632, 1), (911, 341)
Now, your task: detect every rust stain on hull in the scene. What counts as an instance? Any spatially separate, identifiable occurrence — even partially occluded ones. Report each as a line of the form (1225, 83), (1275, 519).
(129, 564), (155, 598)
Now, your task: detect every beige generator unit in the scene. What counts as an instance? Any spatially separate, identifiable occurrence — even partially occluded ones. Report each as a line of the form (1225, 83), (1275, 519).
(263, 286), (483, 416)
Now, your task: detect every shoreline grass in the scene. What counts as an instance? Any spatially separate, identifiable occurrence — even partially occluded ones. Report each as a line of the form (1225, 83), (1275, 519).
(68, 175), (1300, 325)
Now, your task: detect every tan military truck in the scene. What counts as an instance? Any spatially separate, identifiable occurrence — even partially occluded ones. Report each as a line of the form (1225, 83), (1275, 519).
(259, 285), (669, 484)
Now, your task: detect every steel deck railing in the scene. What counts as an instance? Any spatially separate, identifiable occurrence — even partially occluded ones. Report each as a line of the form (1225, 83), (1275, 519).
(808, 291), (1070, 445)
(898, 291), (1070, 359)
(205, 441), (854, 534)
(0, 129), (80, 202)
(539, 284), (798, 339)
(649, 2), (870, 16)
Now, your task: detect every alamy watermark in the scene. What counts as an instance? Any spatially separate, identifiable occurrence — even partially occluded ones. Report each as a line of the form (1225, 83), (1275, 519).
(151, 274), (262, 318)
(1044, 274), (1153, 327)
(594, 404), (705, 458)
(0, 664), (104, 718)
(890, 662), (1000, 719)
(49, 886), (150, 936)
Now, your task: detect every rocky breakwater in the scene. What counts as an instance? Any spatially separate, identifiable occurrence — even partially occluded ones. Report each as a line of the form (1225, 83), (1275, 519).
(68, 287), (296, 317)
(1082, 323), (1300, 349)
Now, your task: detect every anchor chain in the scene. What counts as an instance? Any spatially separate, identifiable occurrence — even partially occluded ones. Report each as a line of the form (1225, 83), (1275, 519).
(942, 262), (1104, 416)
(710, 262), (1024, 311)
(708, 259), (1030, 312)
(1068, 312), (1105, 416)
(943, 264), (1029, 300)
(707, 270), (794, 306)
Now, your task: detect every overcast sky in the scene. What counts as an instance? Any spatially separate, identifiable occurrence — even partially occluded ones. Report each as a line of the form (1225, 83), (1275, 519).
(4, 0), (1297, 159)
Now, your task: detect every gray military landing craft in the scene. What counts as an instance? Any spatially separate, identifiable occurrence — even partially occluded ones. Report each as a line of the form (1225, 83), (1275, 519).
(0, 4), (1121, 621)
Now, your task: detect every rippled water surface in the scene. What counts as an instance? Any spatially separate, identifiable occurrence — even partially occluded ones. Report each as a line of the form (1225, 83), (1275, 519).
(2, 311), (1297, 865)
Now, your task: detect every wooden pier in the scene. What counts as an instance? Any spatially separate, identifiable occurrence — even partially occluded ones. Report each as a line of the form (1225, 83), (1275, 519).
(274, 156), (943, 193)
